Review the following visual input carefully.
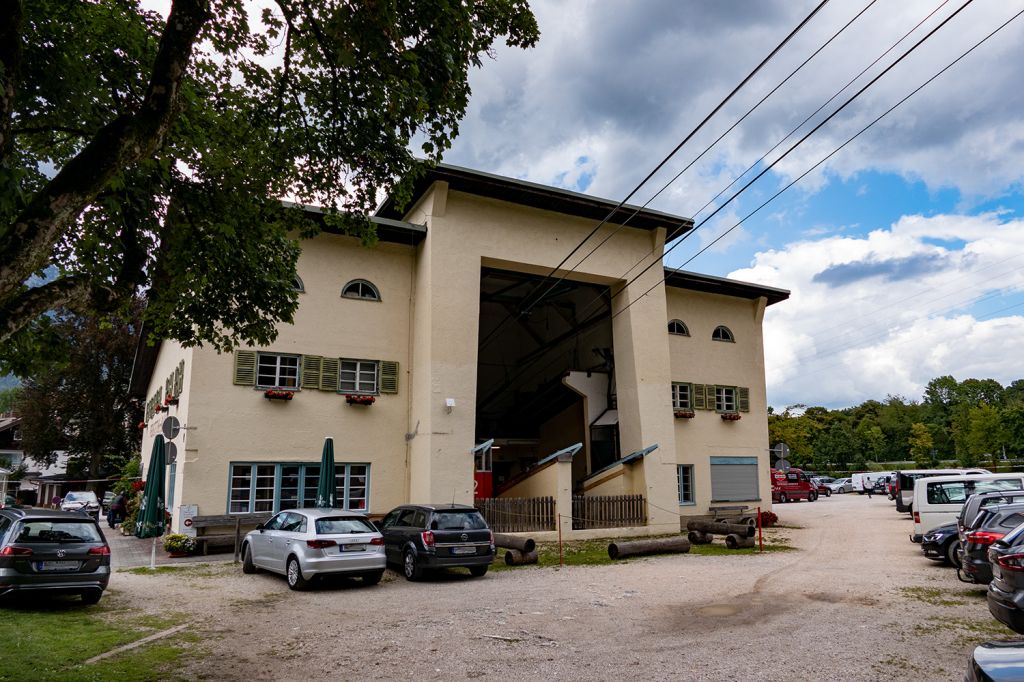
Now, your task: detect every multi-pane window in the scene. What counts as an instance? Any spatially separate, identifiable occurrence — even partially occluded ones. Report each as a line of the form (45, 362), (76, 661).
(340, 359), (379, 394)
(715, 386), (737, 413)
(712, 325), (735, 342)
(228, 462), (370, 513)
(671, 382), (692, 410)
(677, 465), (694, 505)
(256, 353), (300, 389)
(342, 280), (381, 301)
(668, 319), (689, 336)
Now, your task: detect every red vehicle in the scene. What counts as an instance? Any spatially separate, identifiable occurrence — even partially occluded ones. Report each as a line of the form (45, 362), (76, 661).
(771, 468), (818, 503)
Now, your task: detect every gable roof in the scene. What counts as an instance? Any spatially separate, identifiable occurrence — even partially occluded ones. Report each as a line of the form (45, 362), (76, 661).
(663, 267), (790, 306)
(375, 163), (694, 234)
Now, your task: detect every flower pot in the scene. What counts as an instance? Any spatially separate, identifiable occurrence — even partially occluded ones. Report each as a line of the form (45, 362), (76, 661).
(263, 390), (295, 401)
(345, 395), (376, 406)
(720, 413), (742, 421)
(674, 411), (695, 419)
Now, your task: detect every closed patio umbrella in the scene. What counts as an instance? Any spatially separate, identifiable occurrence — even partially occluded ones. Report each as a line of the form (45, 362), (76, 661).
(136, 435), (166, 538)
(315, 437), (336, 508)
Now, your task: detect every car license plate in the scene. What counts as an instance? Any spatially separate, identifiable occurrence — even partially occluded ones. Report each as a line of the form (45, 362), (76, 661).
(38, 560), (80, 571)
(451, 546), (476, 555)
(341, 544), (365, 552)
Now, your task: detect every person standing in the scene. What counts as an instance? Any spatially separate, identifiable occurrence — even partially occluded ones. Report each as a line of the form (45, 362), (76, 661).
(866, 479), (874, 499)
(108, 493), (126, 528)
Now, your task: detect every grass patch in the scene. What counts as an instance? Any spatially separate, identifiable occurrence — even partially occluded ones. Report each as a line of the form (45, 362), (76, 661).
(119, 563), (231, 578)
(0, 597), (194, 681)
(900, 586), (968, 607)
(491, 535), (793, 571)
(912, 615), (1018, 644)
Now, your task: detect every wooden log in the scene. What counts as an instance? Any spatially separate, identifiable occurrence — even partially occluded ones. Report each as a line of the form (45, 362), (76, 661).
(608, 536), (691, 560)
(687, 530), (713, 545)
(725, 534), (756, 549)
(493, 533), (536, 553)
(685, 520), (755, 538)
(503, 549), (539, 566)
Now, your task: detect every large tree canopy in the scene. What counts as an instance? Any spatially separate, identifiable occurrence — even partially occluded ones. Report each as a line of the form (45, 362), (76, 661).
(0, 0), (539, 361)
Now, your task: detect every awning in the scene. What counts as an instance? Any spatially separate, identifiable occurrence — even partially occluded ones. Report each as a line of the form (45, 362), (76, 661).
(592, 409), (618, 427)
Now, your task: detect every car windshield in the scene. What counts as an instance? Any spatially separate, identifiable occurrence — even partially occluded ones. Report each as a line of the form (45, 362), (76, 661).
(64, 492), (98, 503)
(433, 511), (488, 531)
(315, 517), (376, 534)
(14, 520), (102, 543)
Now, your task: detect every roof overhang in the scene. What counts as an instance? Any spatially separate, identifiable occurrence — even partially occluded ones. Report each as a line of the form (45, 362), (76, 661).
(375, 163), (694, 234)
(663, 267), (790, 306)
(282, 202), (427, 245)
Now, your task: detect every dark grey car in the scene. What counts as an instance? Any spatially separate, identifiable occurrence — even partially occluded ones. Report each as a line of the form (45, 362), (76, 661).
(0, 508), (111, 604)
(379, 504), (495, 581)
(960, 504), (1024, 584)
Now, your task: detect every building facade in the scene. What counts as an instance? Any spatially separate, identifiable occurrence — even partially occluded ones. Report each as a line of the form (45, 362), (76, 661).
(130, 165), (788, 537)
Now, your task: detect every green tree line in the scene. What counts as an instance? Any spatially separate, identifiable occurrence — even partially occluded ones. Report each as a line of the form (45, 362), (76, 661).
(769, 376), (1024, 473)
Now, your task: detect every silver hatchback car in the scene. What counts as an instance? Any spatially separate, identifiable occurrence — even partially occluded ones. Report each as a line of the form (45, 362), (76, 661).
(241, 509), (386, 590)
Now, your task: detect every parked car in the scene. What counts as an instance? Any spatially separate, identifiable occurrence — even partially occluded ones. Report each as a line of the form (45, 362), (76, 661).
(378, 504), (495, 581)
(60, 491), (101, 520)
(0, 507), (111, 604)
(771, 468), (818, 503)
(240, 509), (386, 590)
(894, 468), (991, 514)
(959, 504), (1024, 584)
(965, 641), (1024, 682)
(987, 522), (1024, 633)
(101, 491), (114, 514)
(827, 478), (854, 494)
(921, 521), (962, 567)
(911, 473), (1024, 543)
(810, 477), (832, 498)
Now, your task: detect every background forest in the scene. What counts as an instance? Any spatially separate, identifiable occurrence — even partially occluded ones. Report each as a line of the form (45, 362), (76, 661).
(770, 376), (1024, 474)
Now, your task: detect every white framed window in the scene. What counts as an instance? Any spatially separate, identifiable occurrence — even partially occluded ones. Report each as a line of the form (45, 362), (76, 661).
(668, 319), (689, 336)
(342, 279), (381, 301)
(671, 382), (692, 410)
(340, 359), (379, 394)
(678, 465), (695, 505)
(712, 325), (735, 342)
(229, 462), (370, 513)
(715, 385), (737, 413)
(256, 352), (300, 389)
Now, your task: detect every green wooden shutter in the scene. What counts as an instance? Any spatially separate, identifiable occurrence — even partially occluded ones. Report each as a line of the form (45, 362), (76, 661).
(233, 351), (257, 386)
(738, 386), (750, 412)
(320, 358), (339, 392)
(692, 383), (706, 410)
(301, 355), (323, 389)
(380, 361), (399, 394)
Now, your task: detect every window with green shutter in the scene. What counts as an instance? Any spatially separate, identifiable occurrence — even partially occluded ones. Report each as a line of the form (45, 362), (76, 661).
(320, 358), (339, 392)
(692, 383), (707, 410)
(233, 351), (257, 386)
(380, 361), (399, 394)
(302, 355), (323, 389)
(738, 387), (750, 412)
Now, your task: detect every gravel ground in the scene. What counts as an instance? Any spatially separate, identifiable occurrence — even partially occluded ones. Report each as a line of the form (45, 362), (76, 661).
(106, 493), (1019, 681)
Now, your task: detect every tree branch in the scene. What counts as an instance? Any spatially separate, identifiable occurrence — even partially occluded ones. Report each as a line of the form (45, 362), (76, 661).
(0, 0), (23, 163)
(0, 276), (91, 342)
(0, 0), (210, 337)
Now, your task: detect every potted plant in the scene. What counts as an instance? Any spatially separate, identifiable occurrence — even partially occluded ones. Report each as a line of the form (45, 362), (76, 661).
(345, 394), (376, 406)
(720, 412), (742, 421)
(673, 410), (695, 419)
(263, 389), (295, 401)
(164, 393), (179, 406)
(163, 533), (196, 557)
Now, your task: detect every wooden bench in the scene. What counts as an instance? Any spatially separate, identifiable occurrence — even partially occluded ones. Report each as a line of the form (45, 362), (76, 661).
(190, 513), (273, 557)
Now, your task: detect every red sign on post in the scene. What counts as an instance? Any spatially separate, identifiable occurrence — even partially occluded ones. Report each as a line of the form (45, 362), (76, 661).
(473, 471), (493, 499)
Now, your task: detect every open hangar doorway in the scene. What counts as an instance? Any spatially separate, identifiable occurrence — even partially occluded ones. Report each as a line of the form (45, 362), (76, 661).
(474, 266), (618, 495)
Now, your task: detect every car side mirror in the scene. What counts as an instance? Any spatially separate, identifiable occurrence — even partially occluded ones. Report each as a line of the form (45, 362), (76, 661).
(256, 523), (264, 532)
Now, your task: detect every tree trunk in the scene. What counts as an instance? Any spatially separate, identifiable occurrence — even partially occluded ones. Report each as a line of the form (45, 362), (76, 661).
(493, 533), (536, 553)
(608, 537), (690, 560)
(687, 530), (713, 544)
(686, 520), (755, 538)
(503, 549), (538, 566)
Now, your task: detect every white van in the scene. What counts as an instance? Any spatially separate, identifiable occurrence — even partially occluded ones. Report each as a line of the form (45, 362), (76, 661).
(851, 471), (895, 494)
(895, 468), (990, 513)
(911, 473), (1024, 542)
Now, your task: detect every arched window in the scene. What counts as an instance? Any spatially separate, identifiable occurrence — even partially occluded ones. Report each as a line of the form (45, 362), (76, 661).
(712, 325), (735, 343)
(292, 275), (305, 293)
(668, 319), (689, 336)
(342, 279), (381, 301)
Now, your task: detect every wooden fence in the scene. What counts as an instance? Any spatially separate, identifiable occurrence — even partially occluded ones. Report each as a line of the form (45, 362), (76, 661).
(571, 494), (646, 530)
(477, 496), (556, 532)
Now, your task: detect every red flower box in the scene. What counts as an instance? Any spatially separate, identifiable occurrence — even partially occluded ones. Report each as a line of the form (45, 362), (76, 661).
(720, 412), (742, 421)
(137, 421), (146, 429)
(674, 410), (695, 419)
(264, 389), (295, 401)
(345, 394), (376, 406)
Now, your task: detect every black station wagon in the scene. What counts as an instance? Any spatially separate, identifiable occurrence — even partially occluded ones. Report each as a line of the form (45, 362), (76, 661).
(378, 504), (495, 581)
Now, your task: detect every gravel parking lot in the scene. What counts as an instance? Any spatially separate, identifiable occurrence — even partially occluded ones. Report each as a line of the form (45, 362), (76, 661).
(107, 494), (1018, 681)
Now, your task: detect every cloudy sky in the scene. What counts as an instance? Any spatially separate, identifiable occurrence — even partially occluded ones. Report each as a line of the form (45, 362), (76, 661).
(439, 0), (1024, 411)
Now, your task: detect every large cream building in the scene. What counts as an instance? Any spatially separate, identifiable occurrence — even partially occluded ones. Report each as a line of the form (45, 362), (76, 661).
(130, 164), (788, 537)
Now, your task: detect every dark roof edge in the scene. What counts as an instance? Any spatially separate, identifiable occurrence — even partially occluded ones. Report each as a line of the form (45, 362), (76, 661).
(375, 163), (694, 233)
(281, 201), (427, 245)
(663, 267), (790, 306)
(129, 323), (159, 399)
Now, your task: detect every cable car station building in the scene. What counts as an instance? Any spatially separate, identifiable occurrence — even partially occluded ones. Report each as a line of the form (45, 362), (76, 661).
(130, 164), (788, 537)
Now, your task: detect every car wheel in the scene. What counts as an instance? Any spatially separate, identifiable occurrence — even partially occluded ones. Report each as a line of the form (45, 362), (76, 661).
(809, 492), (818, 502)
(286, 556), (309, 591)
(947, 540), (962, 568)
(778, 493), (788, 503)
(469, 565), (488, 578)
(403, 548), (424, 581)
(241, 543), (257, 574)
(839, 488), (846, 494)
(80, 590), (102, 605)
(824, 489), (831, 497)
(362, 570), (384, 586)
